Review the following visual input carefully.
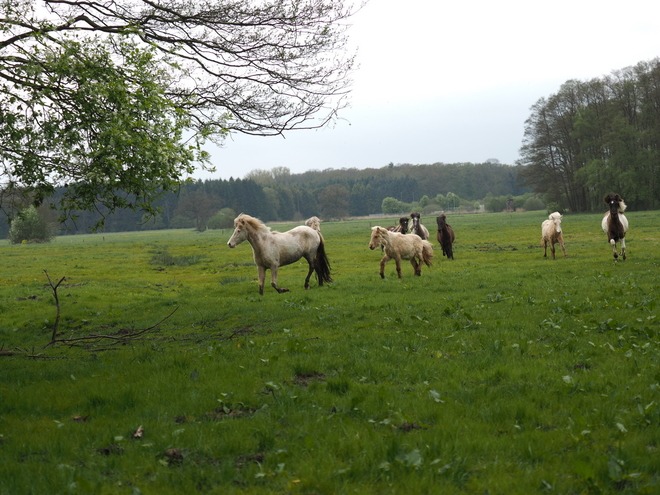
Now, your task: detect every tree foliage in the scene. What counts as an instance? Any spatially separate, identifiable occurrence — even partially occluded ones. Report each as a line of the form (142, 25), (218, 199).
(519, 58), (660, 212)
(0, 0), (357, 226)
(8, 205), (54, 243)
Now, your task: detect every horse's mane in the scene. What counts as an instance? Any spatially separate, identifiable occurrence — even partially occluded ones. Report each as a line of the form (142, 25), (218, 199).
(238, 213), (270, 233)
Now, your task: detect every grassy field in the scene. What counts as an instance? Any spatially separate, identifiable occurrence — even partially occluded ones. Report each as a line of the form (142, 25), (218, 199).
(1, 210), (659, 494)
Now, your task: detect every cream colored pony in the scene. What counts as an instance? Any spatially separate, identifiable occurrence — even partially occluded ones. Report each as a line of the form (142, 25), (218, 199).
(228, 214), (332, 294)
(541, 211), (567, 259)
(369, 226), (433, 279)
(304, 216), (321, 231)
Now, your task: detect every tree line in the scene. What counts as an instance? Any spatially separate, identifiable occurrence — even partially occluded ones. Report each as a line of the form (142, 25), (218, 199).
(519, 58), (660, 212)
(1, 161), (532, 238)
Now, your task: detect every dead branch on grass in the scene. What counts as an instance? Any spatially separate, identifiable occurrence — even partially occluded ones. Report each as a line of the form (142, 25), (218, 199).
(44, 308), (179, 349)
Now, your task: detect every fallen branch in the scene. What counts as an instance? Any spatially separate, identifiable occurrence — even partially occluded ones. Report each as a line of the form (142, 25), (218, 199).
(44, 307), (179, 349)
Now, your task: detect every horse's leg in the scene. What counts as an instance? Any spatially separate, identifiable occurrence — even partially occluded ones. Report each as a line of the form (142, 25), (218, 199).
(270, 265), (289, 293)
(411, 257), (421, 276)
(304, 258), (314, 289)
(257, 266), (266, 295)
(550, 241), (556, 260)
(394, 257), (403, 279)
(621, 238), (626, 260)
(610, 239), (618, 260)
(543, 239), (548, 258)
(559, 238), (567, 258)
(379, 255), (390, 279)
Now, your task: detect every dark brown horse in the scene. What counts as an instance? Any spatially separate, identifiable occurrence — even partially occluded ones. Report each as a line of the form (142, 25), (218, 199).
(387, 217), (409, 234)
(436, 214), (455, 259)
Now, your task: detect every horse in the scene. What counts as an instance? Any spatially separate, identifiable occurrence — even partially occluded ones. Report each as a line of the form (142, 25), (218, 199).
(409, 212), (429, 240)
(602, 192), (629, 261)
(387, 217), (409, 234)
(305, 216), (321, 231)
(541, 211), (567, 260)
(369, 226), (433, 279)
(436, 214), (455, 259)
(227, 214), (333, 294)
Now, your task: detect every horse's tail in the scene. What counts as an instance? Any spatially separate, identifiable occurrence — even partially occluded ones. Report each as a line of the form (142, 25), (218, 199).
(314, 234), (334, 285)
(421, 241), (434, 267)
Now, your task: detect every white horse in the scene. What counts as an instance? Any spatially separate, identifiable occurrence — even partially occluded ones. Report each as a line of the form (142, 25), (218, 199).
(227, 214), (333, 294)
(602, 193), (629, 261)
(304, 216), (321, 231)
(541, 211), (567, 259)
(369, 226), (433, 279)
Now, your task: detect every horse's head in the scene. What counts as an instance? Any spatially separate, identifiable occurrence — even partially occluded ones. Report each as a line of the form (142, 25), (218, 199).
(436, 214), (446, 229)
(604, 193), (626, 214)
(548, 212), (562, 233)
(399, 217), (409, 232)
(227, 214), (249, 248)
(410, 212), (421, 228)
(305, 216), (321, 231)
(369, 226), (387, 250)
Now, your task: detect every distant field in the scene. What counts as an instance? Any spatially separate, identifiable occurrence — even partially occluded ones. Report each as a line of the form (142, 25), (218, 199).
(1, 210), (659, 494)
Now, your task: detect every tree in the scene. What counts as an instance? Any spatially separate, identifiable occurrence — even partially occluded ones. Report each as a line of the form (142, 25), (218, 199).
(173, 190), (219, 231)
(8, 205), (55, 243)
(0, 0), (357, 226)
(445, 192), (460, 211)
(207, 207), (236, 229)
(318, 184), (349, 219)
(381, 197), (404, 214)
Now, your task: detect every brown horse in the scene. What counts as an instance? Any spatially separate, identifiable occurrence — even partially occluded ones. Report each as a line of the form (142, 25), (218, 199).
(436, 214), (455, 259)
(387, 217), (409, 234)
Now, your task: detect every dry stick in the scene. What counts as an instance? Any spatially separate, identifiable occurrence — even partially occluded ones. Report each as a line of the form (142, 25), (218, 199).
(44, 307), (179, 349)
(43, 270), (66, 343)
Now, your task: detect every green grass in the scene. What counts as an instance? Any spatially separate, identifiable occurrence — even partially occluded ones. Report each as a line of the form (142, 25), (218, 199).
(1, 212), (660, 494)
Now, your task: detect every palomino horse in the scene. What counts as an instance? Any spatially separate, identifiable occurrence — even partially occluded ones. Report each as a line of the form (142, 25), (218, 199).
(409, 212), (429, 240)
(541, 211), (567, 260)
(602, 193), (628, 261)
(227, 214), (333, 294)
(436, 214), (455, 259)
(369, 226), (433, 279)
(387, 217), (409, 234)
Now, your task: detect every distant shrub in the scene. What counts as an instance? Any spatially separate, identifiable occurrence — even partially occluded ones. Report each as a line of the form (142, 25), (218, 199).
(170, 214), (195, 229)
(8, 206), (55, 244)
(207, 208), (236, 230)
(522, 197), (546, 211)
(546, 202), (563, 214)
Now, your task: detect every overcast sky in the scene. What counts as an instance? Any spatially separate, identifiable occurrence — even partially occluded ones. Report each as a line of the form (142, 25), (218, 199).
(198, 0), (660, 181)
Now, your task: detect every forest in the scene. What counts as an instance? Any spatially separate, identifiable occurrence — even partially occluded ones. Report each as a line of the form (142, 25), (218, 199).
(519, 58), (660, 212)
(0, 161), (530, 237)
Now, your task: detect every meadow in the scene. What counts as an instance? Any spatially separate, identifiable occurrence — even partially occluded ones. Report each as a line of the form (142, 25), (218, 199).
(1, 210), (659, 494)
